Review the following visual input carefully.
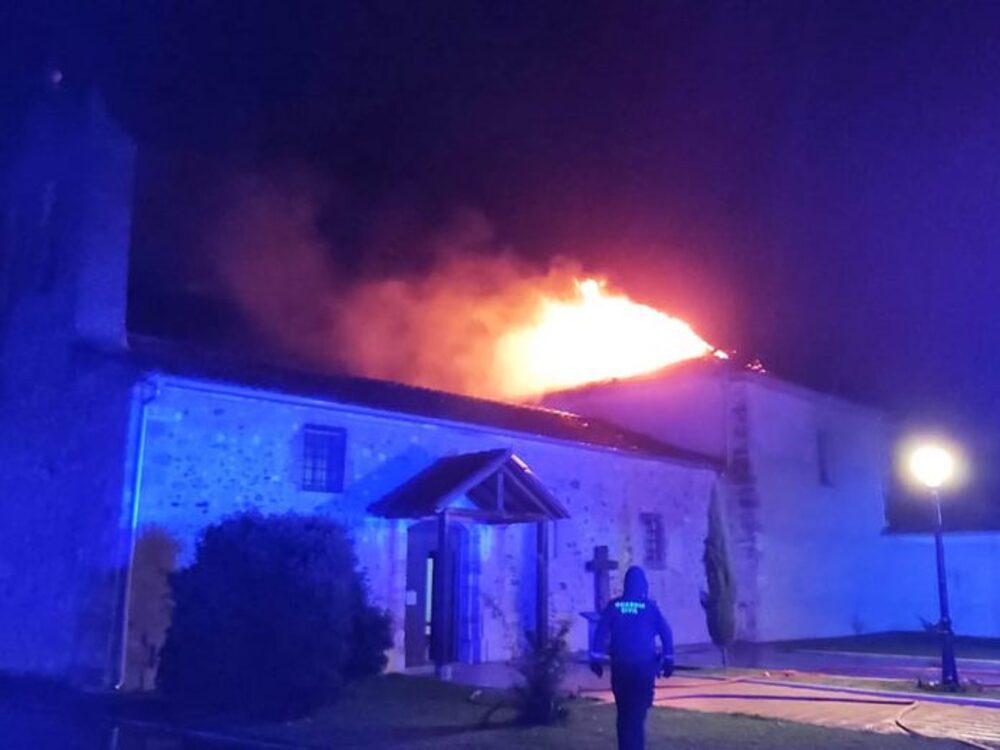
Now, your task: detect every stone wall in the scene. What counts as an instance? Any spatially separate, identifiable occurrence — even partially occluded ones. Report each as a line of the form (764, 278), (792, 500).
(0, 352), (136, 684)
(744, 376), (893, 640)
(0, 86), (138, 685)
(547, 367), (1000, 642)
(872, 533), (1000, 637)
(131, 375), (719, 671)
(545, 368), (760, 639)
(744, 377), (1000, 639)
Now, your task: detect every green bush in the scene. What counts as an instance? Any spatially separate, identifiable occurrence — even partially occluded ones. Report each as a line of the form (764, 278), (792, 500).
(513, 622), (571, 725)
(157, 512), (391, 718)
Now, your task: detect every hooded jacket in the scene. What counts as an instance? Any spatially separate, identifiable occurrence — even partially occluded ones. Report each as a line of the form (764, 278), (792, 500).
(591, 566), (674, 665)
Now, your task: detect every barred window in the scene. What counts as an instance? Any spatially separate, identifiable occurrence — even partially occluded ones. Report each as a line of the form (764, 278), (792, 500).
(639, 513), (666, 568)
(301, 425), (346, 493)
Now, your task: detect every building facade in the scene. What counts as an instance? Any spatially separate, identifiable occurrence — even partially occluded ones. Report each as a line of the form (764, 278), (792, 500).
(547, 362), (1000, 641)
(121, 367), (718, 686)
(2, 87), (997, 692)
(0, 88), (720, 688)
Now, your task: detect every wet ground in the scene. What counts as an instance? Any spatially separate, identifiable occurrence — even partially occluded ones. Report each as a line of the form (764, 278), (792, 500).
(4, 639), (997, 750)
(0, 702), (241, 750)
(440, 641), (1000, 691)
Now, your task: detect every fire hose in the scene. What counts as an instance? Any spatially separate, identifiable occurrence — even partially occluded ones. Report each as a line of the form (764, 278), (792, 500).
(581, 669), (1000, 750)
(892, 701), (996, 750)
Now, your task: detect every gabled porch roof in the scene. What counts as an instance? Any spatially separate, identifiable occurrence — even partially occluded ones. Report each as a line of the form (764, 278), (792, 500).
(367, 449), (570, 524)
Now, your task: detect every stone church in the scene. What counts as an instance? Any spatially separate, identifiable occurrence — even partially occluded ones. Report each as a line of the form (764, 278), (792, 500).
(2, 91), (997, 690)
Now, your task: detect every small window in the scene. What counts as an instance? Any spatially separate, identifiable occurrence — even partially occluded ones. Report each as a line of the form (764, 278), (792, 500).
(639, 513), (666, 569)
(817, 429), (833, 487)
(301, 425), (346, 493)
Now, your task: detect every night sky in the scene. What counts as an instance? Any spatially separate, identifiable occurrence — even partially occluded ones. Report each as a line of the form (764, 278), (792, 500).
(4, 1), (1000, 525)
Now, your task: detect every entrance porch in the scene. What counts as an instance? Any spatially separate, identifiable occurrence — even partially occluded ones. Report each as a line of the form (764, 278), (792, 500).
(369, 448), (570, 677)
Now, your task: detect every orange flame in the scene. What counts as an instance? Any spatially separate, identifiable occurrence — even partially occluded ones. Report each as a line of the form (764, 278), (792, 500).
(496, 278), (718, 398)
(207, 180), (723, 402)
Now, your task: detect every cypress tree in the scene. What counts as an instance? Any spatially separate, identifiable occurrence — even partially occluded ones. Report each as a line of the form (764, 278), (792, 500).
(700, 490), (736, 667)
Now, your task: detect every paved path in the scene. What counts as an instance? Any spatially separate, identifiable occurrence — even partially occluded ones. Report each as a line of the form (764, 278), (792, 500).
(676, 642), (1000, 684)
(450, 651), (1000, 747)
(584, 675), (1000, 749)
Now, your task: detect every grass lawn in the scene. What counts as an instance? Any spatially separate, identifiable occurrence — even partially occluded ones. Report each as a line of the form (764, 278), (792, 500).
(201, 675), (967, 749)
(777, 631), (1000, 661)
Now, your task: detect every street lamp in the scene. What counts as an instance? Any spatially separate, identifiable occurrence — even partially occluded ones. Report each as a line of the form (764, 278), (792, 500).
(908, 443), (960, 690)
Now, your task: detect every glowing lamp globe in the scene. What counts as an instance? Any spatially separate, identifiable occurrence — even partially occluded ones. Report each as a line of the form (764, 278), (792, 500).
(909, 444), (955, 490)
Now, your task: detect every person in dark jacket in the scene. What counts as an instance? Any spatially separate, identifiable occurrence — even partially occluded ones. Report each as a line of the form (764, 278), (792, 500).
(589, 566), (674, 750)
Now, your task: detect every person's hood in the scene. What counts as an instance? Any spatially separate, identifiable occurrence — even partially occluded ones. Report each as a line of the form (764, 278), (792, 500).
(623, 565), (649, 599)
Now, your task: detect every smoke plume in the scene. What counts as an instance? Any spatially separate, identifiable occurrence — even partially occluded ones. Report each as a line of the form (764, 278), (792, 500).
(209, 172), (588, 401)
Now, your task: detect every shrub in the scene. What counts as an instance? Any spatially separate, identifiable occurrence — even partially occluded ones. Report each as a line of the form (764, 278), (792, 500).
(125, 526), (180, 690)
(513, 622), (571, 725)
(157, 512), (391, 718)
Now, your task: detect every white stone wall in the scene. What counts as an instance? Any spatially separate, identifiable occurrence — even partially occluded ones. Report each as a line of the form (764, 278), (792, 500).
(132, 375), (718, 670)
(545, 365), (729, 459)
(546, 370), (761, 638)
(866, 533), (1000, 637)
(745, 379), (1000, 639)
(744, 378), (892, 640)
(548, 368), (1000, 642)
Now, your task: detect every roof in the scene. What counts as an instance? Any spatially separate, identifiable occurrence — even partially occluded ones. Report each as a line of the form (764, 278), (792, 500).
(368, 448), (571, 524)
(545, 356), (730, 400)
(548, 356), (881, 417)
(123, 336), (721, 468)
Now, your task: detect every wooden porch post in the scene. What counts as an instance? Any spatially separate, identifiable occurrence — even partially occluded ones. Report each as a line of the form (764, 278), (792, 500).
(536, 521), (549, 649)
(434, 510), (452, 679)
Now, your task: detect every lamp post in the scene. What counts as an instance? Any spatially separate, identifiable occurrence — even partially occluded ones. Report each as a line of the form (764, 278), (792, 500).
(908, 444), (960, 690)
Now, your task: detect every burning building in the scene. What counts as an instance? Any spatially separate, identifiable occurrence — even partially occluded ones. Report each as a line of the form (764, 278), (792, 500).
(1, 94), (998, 690)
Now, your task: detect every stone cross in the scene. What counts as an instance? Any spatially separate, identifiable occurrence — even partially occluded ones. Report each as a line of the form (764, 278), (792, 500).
(585, 545), (619, 612)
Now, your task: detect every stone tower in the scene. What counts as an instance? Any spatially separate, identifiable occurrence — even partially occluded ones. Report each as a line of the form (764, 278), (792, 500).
(1, 79), (134, 391)
(0, 77), (140, 685)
